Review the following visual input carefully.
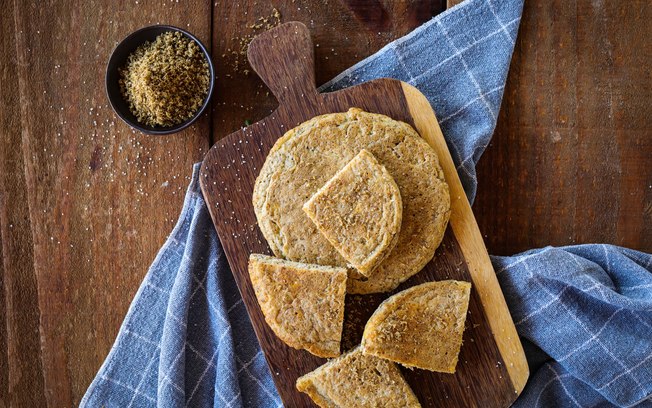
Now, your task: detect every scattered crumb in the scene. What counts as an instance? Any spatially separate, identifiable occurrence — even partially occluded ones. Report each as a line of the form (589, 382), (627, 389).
(226, 7), (282, 75)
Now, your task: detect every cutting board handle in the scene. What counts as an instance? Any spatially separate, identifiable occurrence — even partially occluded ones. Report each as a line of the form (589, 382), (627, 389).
(247, 22), (319, 105)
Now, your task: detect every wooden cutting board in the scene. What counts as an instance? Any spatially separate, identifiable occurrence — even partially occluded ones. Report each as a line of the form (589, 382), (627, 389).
(200, 21), (528, 408)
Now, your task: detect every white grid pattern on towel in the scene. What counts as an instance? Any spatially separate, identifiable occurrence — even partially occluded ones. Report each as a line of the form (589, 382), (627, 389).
(496, 247), (652, 407)
(435, 19), (499, 122)
(93, 260), (280, 407)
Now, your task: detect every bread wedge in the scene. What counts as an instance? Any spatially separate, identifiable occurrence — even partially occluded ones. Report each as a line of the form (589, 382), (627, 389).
(296, 346), (421, 408)
(361, 280), (471, 373)
(303, 149), (402, 277)
(248, 254), (347, 358)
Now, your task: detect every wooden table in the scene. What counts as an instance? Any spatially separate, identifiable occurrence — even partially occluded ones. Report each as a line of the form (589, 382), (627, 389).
(1, 0), (650, 406)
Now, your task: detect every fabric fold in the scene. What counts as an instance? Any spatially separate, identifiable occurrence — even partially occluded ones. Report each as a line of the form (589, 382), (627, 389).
(494, 246), (652, 407)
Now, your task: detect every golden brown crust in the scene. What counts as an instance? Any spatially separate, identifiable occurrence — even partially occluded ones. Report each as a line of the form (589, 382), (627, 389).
(303, 149), (402, 277)
(248, 254), (347, 358)
(253, 108), (450, 294)
(296, 346), (422, 408)
(361, 280), (471, 373)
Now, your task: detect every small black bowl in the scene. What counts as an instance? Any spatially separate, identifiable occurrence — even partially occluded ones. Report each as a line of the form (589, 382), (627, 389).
(106, 25), (215, 135)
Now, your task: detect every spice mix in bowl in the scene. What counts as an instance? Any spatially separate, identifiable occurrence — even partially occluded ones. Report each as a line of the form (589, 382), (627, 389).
(106, 25), (214, 134)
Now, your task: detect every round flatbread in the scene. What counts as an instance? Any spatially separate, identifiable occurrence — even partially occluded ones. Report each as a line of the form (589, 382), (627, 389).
(253, 108), (450, 294)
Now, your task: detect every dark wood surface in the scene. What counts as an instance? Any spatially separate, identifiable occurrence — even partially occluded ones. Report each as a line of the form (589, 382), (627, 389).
(200, 21), (525, 407)
(1, 0), (650, 407)
(1, 2), (213, 407)
(474, 0), (652, 255)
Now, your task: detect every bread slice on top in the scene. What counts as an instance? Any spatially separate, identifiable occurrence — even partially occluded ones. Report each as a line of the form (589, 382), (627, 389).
(248, 254), (347, 358)
(296, 346), (421, 408)
(361, 280), (471, 373)
(303, 149), (403, 277)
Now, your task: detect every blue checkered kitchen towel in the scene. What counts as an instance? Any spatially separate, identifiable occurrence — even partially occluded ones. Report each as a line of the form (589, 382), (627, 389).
(81, 0), (652, 406)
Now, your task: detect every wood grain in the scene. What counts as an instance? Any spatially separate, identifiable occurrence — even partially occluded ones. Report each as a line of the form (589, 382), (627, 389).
(0, 1), (46, 406)
(1, 1), (211, 406)
(200, 22), (526, 407)
(211, 0), (444, 140)
(474, 0), (652, 255)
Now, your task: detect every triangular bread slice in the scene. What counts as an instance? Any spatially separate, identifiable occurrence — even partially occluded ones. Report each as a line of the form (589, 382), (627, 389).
(303, 149), (402, 277)
(248, 254), (347, 358)
(296, 346), (421, 408)
(361, 280), (471, 373)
